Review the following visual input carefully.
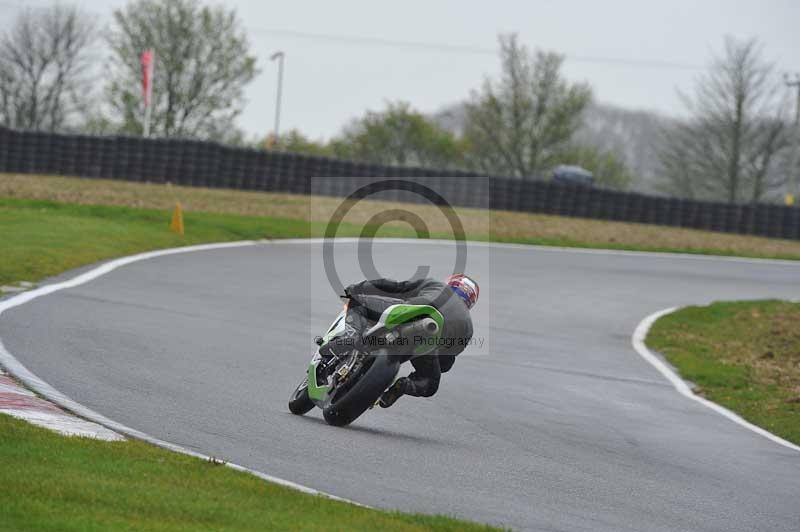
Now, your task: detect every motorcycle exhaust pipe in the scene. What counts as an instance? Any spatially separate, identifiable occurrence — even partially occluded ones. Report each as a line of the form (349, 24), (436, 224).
(402, 317), (440, 338)
(421, 318), (439, 335)
(360, 318), (440, 353)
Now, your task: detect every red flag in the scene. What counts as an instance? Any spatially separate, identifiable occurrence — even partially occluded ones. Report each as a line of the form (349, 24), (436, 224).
(141, 49), (153, 107)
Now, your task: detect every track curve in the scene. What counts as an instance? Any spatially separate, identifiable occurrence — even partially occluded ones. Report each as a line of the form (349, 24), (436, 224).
(1, 239), (799, 531)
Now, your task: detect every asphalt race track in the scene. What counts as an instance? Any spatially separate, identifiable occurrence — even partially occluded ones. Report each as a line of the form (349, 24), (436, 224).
(2, 240), (799, 531)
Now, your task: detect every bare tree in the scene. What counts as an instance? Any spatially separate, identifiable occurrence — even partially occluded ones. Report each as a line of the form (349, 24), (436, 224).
(658, 38), (791, 203)
(574, 103), (668, 192)
(105, 0), (258, 141)
(434, 101), (660, 191)
(656, 120), (705, 199)
(463, 34), (592, 179)
(0, 4), (96, 131)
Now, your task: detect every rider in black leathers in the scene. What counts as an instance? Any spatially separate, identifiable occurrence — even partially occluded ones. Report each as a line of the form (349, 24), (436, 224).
(340, 275), (477, 407)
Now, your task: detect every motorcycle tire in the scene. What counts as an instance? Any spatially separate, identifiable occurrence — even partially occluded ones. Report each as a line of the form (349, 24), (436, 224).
(288, 379), (315, 415)
(322, 350), (399, 427)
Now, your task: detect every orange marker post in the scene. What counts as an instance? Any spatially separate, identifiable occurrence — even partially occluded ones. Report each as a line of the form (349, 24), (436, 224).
(170, 202), (184, 235)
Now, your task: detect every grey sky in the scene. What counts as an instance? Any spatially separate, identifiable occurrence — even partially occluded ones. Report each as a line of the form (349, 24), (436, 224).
(2, 0), (799, 140)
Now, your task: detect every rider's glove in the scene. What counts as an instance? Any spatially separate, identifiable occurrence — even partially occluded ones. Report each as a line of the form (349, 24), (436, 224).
(343, 283), (357, 297)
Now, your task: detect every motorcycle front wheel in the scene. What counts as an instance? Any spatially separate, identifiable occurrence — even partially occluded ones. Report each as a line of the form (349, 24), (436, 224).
(288, 378), (315, 415)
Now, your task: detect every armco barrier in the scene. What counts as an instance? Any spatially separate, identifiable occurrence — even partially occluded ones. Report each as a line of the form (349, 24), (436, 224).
(1, 125), (799, 240)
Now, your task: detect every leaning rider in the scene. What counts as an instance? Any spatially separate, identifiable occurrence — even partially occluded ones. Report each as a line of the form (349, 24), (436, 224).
(338, 274), (478, 408)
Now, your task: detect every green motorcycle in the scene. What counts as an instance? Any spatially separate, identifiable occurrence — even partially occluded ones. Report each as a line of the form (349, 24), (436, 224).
(288, 301), (443, 426)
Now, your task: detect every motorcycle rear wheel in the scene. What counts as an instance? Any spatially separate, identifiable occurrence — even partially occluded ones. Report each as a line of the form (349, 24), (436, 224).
(322, 350), (399, 426)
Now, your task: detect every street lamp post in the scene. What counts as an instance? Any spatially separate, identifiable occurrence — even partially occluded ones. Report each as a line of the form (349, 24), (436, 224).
(270, 51), (285, 146)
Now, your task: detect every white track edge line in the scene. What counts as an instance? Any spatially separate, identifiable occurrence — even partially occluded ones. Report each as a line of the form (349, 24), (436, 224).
(271, 237), (800, 267)
(0, 240), (369, 508)
(632, 307), (800, 453)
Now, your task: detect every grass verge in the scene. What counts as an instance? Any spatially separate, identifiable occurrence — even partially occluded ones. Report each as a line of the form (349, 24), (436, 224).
(646, 300), (800, 445)
(4, 173), (800, 262)
(0, 197), (305, 285)
(0, 414), (498, 531)
(0, 197), (414, 286)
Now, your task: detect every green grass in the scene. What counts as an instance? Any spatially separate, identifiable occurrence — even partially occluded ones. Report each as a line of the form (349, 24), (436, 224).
(0, 198), (289, 285)
(646, 300), (800, 444)
(484, 233), (800, 260)
(6, 173), (800, 273)
(0, 197), (412, 286)
(0, 414), (499, 532)
(5, 196), (800, 288)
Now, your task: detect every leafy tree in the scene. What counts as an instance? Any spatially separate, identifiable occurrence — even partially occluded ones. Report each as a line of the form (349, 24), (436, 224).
(263, 129), (333, 157)
(463, 34), (592, 179)
(657, 37), (791, 203)
(0, 5), (96, 131)
(105, 0), (257, 140)
(556, 145), (632, 190)
(329, 102), (465, 168)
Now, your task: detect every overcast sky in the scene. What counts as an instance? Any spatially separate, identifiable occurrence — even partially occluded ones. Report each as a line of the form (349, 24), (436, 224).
(2, 0), (799, 140)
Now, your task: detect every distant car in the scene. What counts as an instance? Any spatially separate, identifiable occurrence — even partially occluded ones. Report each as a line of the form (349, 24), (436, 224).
(552, 165), (594, 187)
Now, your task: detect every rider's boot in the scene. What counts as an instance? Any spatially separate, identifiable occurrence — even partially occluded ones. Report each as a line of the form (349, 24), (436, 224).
(379, 378), (408, 408)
